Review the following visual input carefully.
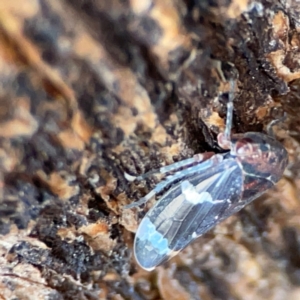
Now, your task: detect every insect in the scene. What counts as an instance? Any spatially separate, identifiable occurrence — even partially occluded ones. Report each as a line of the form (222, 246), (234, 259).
(124, 81), (288, 271)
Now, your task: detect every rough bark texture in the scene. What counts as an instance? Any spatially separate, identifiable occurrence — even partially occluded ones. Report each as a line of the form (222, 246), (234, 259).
(0, 0), (300, 299)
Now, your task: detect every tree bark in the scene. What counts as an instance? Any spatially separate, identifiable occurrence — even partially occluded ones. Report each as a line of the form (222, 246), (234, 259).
(0, 0), (299, 299)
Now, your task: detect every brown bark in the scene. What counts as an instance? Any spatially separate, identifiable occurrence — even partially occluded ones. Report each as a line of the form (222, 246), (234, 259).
(0, 0), (299, 299)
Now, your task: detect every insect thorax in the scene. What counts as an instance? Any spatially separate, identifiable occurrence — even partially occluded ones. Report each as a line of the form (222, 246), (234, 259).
(228, 132), (288, 202)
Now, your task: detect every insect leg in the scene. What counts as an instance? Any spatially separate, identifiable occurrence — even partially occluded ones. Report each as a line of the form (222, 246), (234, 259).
(218, 80), (235, 150)
(124, 154), (223, 209)
(123, 189), (157, 209)
(135, 152), (215, 181)
(159, 152), (215, 174)
(224, 80), (235, 141)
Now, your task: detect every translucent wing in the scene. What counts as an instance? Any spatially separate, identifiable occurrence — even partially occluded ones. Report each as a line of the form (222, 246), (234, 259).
(134, 157), (244, 271)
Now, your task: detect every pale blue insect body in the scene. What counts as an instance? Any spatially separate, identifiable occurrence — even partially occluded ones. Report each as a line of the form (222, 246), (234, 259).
(134, 156), (244, 270)
(125, 82), (288, 271)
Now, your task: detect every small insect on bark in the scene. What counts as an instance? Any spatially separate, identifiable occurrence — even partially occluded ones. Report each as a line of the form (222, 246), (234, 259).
(124, 81), (288, 271)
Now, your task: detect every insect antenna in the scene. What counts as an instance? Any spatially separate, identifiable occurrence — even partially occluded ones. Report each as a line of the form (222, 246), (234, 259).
(266, 112), (287, 137)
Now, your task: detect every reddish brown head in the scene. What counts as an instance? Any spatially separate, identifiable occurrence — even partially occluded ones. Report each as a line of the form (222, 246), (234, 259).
(228, 132), (288, 184)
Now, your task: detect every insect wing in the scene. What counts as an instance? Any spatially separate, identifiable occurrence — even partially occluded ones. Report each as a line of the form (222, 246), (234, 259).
(134, 157), (244, 271)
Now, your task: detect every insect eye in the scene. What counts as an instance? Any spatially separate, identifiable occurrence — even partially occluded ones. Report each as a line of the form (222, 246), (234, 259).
(236, 143), (253, 156)
(269, 156), (277, 164)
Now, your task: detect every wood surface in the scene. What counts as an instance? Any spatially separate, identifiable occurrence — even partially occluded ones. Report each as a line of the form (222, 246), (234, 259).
(0, 1), (300, 299)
